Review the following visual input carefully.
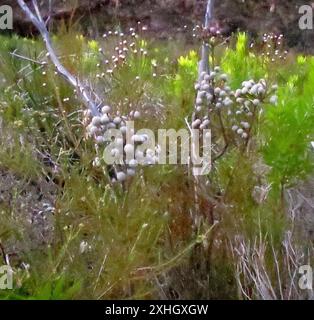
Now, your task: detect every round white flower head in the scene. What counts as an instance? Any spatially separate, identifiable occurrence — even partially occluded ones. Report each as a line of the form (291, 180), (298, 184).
(92, 116), (102, 127)
(116, 171), (126, 182)
(237, 128), (244, 135)
(133, 111), (141, 119)
(113, 117), (121, 124)
(128, 159), (138, 168)
(127, 168), (136, 177)
(192, 119), (201, 128)
(102, 105), (111, 114)
(124, 144), (135, 155)
(101, 114), (110, 124)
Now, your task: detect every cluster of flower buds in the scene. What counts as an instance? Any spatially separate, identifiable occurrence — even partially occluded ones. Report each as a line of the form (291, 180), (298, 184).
(251, 33), (288, 63)
(194, 66), (278, 142)
(84, 106), (159, 183)
(96, 26), (149, 77)
(192, 22), (223, 48)
(194, 66), (229, 113)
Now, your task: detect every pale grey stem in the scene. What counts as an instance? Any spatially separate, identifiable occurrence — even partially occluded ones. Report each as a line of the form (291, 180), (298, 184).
(199, 0), (214, 77)
(17, 0), (100, 116)
(205, 0), (214, 29)
(190, 0), (215, 221)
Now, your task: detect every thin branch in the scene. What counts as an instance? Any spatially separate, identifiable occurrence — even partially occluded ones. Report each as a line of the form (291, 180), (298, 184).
(17, 0), (100, 117)
(199, 0), (214, 77)
(10, 50), (43, 65)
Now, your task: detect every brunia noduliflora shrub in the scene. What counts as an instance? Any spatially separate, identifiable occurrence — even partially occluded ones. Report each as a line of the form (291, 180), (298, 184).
(193, 69), (277, 143)
(14, 0), (312, 300)
(17, 0), (160, 184)
(191, 22), (278, 168)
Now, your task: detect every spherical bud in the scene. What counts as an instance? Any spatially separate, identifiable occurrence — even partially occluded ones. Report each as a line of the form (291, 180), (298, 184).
(127, 168), (136, 177)
(235, 89), (242, 98)
(220, 74), (228, 81)
(120, 126), (127, 134)
(201, 71), (207, 79)
(216, 102), (222, 109)
(232, 125), (238, 131)
(116, 171), (126, 182)
(198, 91), (206, 99)
(102, 105), (111, 114)
(224, 86), (231, 92)
(223, 97), (233, 107)
(214, 87), (221, 95)
(209, 72), (216, 80)
(192, 119), (201, 128)
(201, 84), (210, 91)
(196, 98), (203, 106)
(214, 66), (221, 73)
(107, 122), (116, 129)
(241, 122), (250, 129)
(88, 125), (98, 136)
(116, 138), (124, 147)
(257, 86), (266, 95)
(131, 134), (143, 143)
(92, 116), (101, 127)
(237, 128), (244, 135)
(96, 136), (105, 144)
(195, 83), (201, 91)
(204, 74), (211, 81)
(253, 99), (260, 106)
(206, 93), (213, 102)
(202, 119), (210, 127)
(101, 114), (110, 124)
(249, 85), (258, 95)
(113, 116), (121, 125)
(219, 90), (226, 98)
(124, 144), (135, 155)
(133, 111), (141, 119)
(241, 87), (248, 95)
(242, 132), (248, 139)
(128, 159), (138, 168)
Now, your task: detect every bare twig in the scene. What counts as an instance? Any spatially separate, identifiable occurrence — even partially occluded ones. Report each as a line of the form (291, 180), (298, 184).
(17, 0), (100, 117)
(199, 0), (214, 76)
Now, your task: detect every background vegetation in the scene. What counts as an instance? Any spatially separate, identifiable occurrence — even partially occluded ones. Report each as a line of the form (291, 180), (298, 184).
(0, 10), (313, 299)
